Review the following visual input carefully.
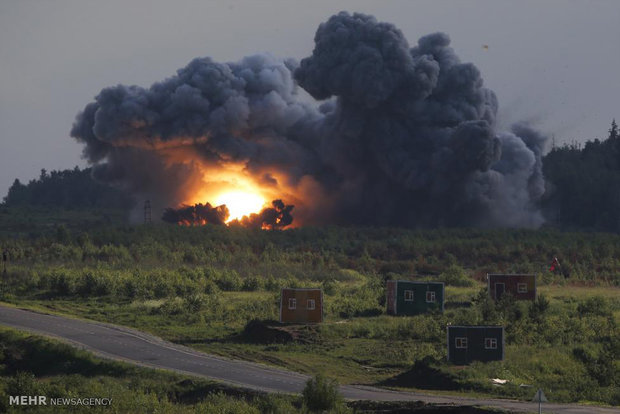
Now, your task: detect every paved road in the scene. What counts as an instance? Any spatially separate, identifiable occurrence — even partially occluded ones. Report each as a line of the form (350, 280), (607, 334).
(0, 305), (617, 414)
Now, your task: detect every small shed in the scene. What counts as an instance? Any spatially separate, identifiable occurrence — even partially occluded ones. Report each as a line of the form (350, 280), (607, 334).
(279, 288), (323, 324)
(487, 274), (536, 301)
(447, 325), (504, 364)
(386, 280), (444, 316)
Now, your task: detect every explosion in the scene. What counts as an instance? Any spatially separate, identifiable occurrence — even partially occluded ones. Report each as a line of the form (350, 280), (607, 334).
(162, 199), (293, 229)
(71, 12), (547, 229)
(214, 192), (265, 222)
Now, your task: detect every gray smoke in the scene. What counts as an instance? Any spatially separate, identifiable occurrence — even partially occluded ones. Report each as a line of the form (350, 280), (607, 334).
(71, 11), (546, 228)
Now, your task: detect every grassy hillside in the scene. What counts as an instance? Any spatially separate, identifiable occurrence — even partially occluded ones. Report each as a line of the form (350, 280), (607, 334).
(0, 206), (618, 406)
(0, 327), (299, 413)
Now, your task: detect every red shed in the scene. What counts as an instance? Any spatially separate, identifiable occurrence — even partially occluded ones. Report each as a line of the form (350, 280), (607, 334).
(279, 288), (323, 324)
(487, 274), (536, 301)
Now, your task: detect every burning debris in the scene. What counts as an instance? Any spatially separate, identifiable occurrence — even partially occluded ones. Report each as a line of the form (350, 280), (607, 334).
(162, 202), (229, 226)
(71, 11), (546, 228)
(161, 199), (293, 229)
(232, 199), (294, 230)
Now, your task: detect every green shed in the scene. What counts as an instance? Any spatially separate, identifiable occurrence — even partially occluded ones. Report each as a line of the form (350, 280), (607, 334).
(386, 280), (444, 315)
(447, 326), (504, 364)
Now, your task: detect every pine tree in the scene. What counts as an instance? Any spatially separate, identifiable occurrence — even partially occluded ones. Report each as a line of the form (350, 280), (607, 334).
(609, 119), (618, 140)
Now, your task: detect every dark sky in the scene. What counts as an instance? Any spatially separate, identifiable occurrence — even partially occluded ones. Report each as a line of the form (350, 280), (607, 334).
(1, 0), (618, 198)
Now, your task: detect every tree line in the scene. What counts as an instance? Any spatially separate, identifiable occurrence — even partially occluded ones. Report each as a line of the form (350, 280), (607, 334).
(542, 120), (620, 231)
(3, 167), (132, 209)
(3, 120), (620, 232)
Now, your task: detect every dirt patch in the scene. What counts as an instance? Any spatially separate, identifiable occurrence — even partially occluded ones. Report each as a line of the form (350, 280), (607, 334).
(381, 358), (459, 390)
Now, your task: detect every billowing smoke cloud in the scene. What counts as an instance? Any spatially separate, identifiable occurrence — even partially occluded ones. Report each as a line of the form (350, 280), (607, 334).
(71, 11), (546, 228)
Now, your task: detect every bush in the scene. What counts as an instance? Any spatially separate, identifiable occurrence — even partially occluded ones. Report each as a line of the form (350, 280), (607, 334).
(184, 293), (205, 313)
(255, 394), (296, 414)
(216, 270), (242, 291)
(77, 271), (112, 296)
(576, 296), (612, 317)
(6, 371), (40, 396)
(264, 275), (281, 292)
(529, 294), (550, 321)
(438, 264), (475, 287)
(49, 270), (76, 297)
(156, 298), (185, 316)
(242, 276), (262, 291)
(302, 374), (341, 412)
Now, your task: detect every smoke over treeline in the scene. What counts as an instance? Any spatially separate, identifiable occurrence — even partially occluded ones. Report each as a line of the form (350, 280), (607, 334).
(71, 12), (546, 228)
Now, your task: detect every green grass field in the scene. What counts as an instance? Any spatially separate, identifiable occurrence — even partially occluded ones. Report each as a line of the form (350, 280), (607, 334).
(0, 207), (618, 407)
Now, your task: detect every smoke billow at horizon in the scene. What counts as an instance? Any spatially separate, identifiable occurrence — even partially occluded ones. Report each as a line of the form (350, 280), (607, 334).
(71, 11), (546, 228)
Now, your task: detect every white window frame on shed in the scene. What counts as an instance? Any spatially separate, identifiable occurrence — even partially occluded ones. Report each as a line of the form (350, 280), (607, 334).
(426, 291), (436, 303)
(485, 337), (498, 349)
(455, 337), (468, 349)
(307, 299), (316, 310)
(517, 283), (528, 293)
(288, 298), (296, 310)
(404, 290), (414, 302)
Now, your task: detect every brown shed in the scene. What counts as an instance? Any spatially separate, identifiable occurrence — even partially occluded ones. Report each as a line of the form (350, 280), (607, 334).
(487, 274), (536, 301)
(279, 288), (323, 323)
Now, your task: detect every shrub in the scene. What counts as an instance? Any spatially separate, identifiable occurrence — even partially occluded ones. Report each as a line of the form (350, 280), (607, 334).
(255, 394), (295, 414)
(242, 276), (262, 291)
(529, 294), (550, 320)
(184, 293), (205, 313)
(122, 279), (138, 299)
(264, 275), (281, 292)
(302, 374), (341, 412)
(216, 270), (242, 291)
(49, 270), (76, 297)
(6, 371), (40, 396)
(77, 271), (111, 297)
(576, 296), (612, 317)
(156, 298), (185, 316)
(438, 264), (475, 287)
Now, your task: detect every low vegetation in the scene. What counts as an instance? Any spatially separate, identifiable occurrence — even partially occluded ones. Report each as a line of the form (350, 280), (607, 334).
(0, 327), (298, 413)
(302, 374), (345, 413)
(0, 209), (619, 406)
(0, 328), (511, 413)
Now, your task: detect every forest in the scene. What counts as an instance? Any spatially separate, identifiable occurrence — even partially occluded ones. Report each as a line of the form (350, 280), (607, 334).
(542, 120), (620, 231)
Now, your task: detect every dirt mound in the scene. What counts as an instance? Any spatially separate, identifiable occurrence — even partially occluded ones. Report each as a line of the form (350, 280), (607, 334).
(242, 319), (321, 344)
(381, 358), (459, 390)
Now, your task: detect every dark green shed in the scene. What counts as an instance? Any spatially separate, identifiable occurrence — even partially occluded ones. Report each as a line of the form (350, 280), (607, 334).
(447, 326), (504, 365)
(386, 280), (444, 315)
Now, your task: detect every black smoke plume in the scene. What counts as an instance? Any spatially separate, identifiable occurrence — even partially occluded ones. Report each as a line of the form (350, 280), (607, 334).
(71, 11), (546, 228)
